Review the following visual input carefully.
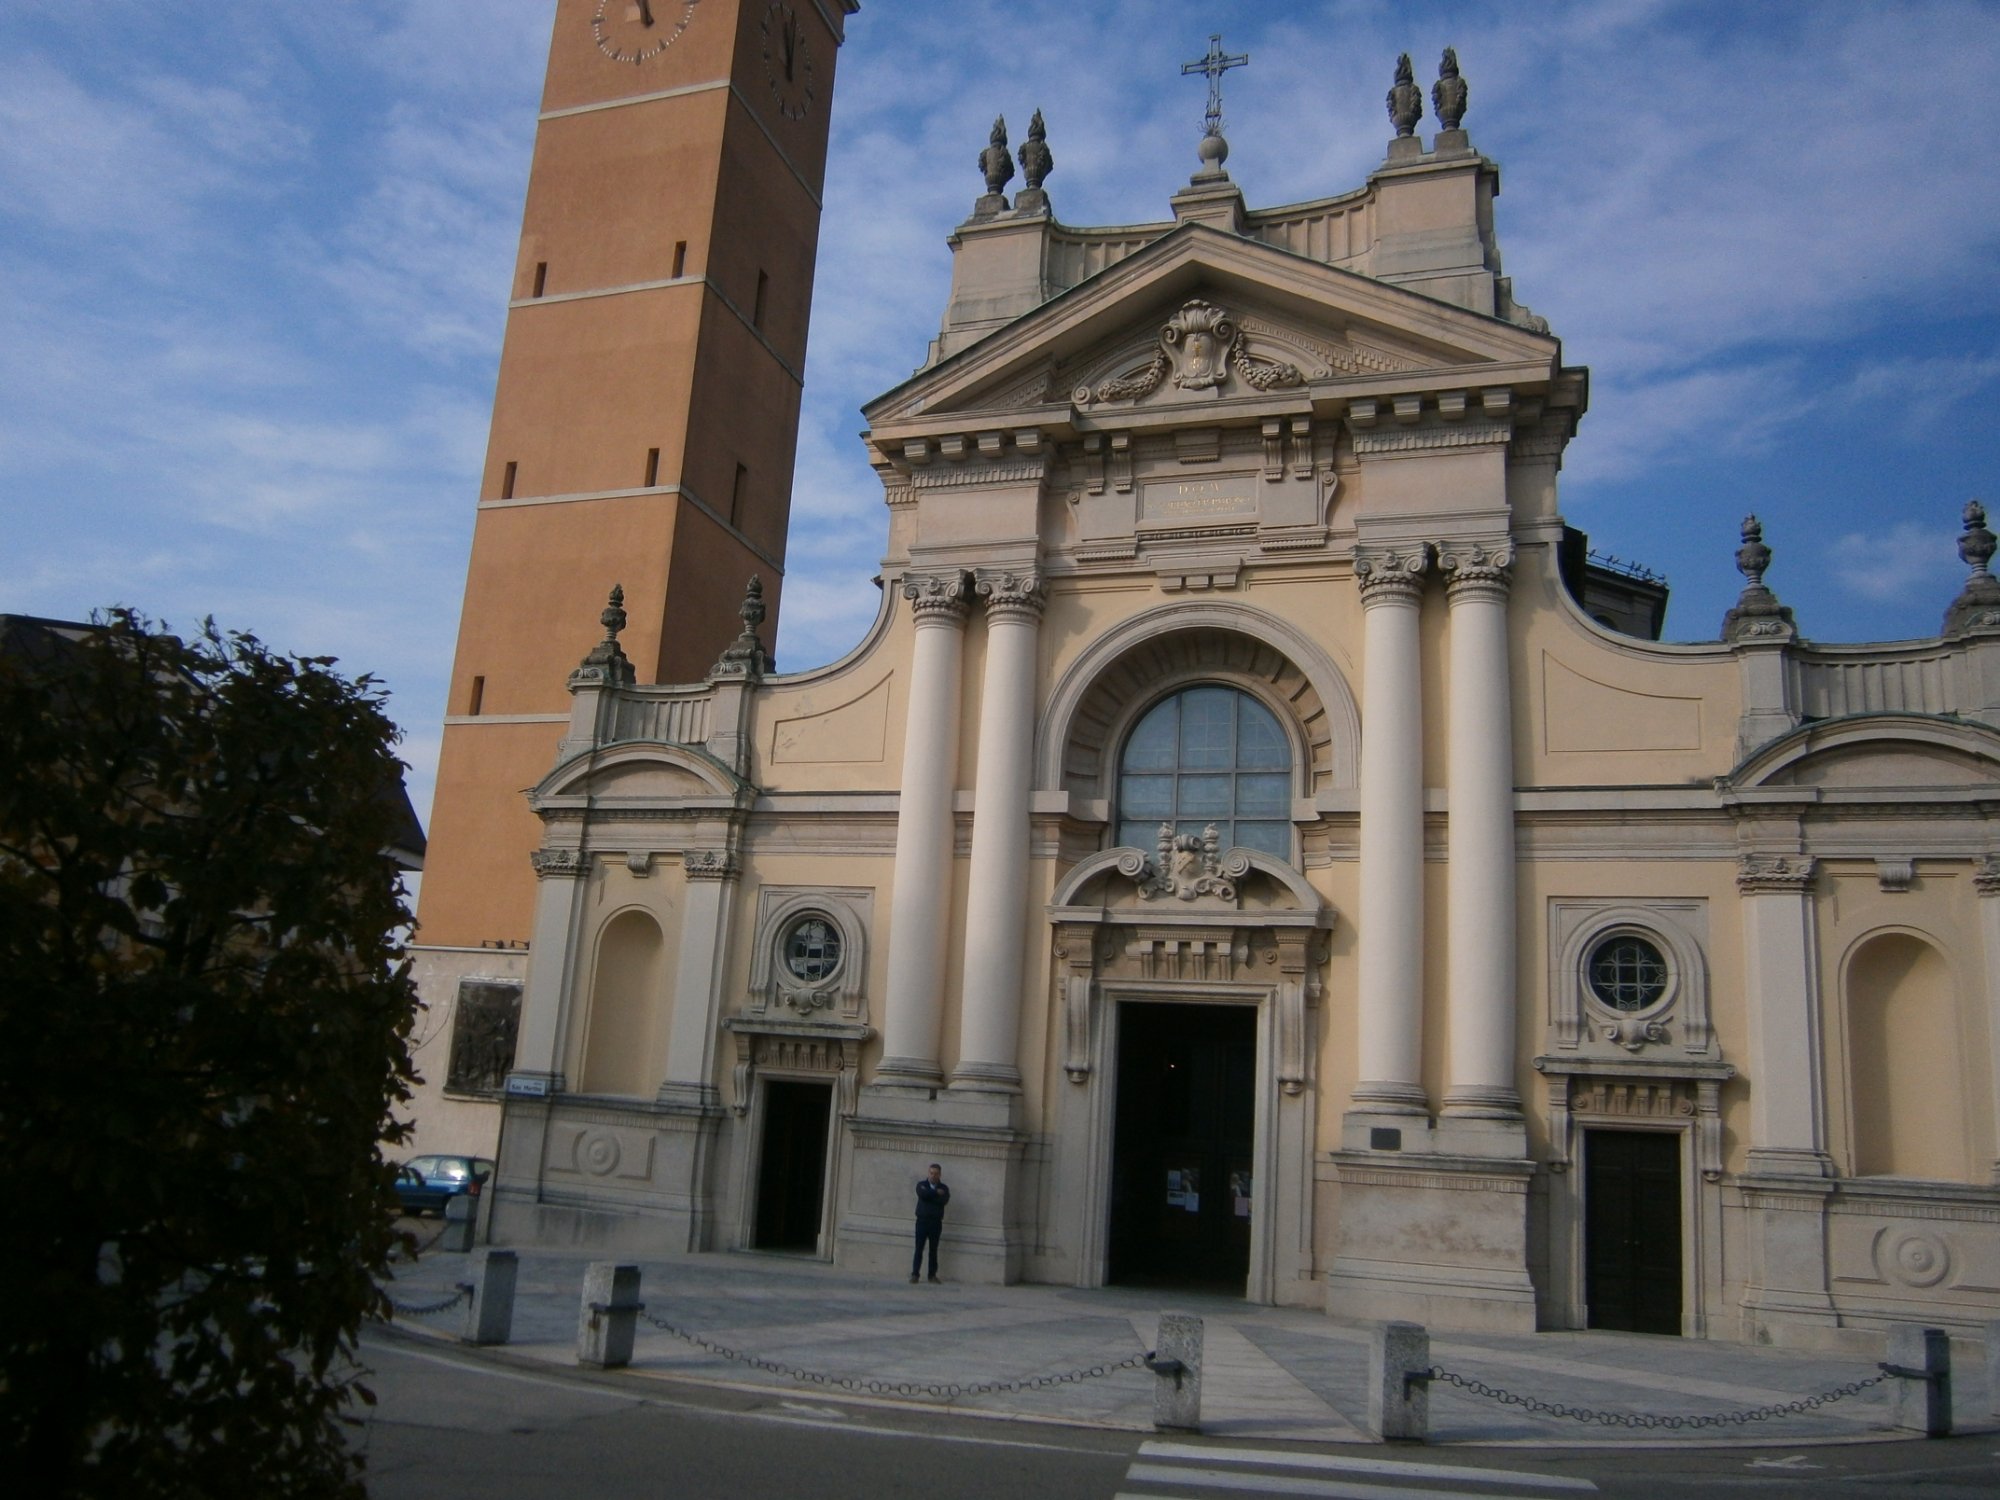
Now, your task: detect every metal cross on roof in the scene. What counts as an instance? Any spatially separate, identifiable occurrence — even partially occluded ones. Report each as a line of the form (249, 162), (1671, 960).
(1181, 33), (1249, 140)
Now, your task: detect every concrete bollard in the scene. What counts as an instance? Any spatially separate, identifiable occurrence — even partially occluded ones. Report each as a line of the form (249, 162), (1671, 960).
(461, 1249), (518, 1346)
(441, 1194), (476, 1253)
(1986, 1321), (2000, 1420)
(577, 1262), (643, 1370)
(1367, 1321), (1430, 1443)
(1885, 1325), (1952, 1437)
(1149, 1312), (1203, 1432)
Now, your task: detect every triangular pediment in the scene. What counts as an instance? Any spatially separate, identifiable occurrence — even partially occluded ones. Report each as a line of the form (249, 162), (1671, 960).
(865, 223), (1558, 431)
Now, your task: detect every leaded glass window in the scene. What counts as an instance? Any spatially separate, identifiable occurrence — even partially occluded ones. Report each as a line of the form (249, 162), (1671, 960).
(1115, 685), (1293, 859)
(1586, 934), (1669, 1012)
(783, 917), (842, 983)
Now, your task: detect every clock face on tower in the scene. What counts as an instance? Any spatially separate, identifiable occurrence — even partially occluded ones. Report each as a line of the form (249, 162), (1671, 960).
(760, 2), (816, 120)
(592, 0), (700, 65)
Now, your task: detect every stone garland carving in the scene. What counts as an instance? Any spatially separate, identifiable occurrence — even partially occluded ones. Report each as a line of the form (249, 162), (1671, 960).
(1736, 853), (1816, 894)
(973, 568), (1046, 619)
(529, 847), (588, 879)
(1074, 299), (1300, 406)
(902, 569), (972, 621)
(1602, 1015), (1671, 1054)
(1129, 822), (1251, 904)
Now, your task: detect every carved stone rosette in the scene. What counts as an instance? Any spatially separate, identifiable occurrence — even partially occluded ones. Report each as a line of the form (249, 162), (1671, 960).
(1437, 540), (1513, 602)
(529, 847), (587, 879)
(1736, 853), (1816, 894)
(973, 568), (1046, 621)
(1353, 544), (1429, 606)
(902, 569), (972, 623)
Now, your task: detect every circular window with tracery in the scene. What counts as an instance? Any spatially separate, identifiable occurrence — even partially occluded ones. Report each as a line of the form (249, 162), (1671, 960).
(782, 917), (842, 984)
(1586, 934), (1669, 1012)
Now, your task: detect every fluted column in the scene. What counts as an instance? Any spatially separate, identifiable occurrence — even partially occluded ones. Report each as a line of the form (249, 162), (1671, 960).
(878, 572), (972, 1086)
(953, 569), (1046, 1092)
(1352, 545), (1429, 1115)
(1439, 542), (1520, 1119)
(1738, 854), (1832, 1176)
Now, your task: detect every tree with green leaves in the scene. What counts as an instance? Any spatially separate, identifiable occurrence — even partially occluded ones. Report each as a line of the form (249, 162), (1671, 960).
(0, 610), (422, 1498)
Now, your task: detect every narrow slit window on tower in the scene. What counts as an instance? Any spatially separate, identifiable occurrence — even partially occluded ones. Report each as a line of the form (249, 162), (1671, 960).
(672, 241), (687, 279)
(753, 270), (769, 328)
(531, 261), (547, 297)
(644, 448), (660, 487)
(468, 676), (486, 716)
(730, 463), (749, 528)
(500, 461), (517, 500)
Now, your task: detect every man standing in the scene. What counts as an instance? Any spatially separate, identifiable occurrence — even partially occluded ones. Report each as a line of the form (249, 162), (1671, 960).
(910, 1163), (950, 1284)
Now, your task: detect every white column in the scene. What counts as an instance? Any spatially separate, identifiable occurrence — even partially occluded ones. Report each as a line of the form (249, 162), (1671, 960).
(1440, 543), (1520, 1119)
(1976, 858), (2000, 1183)
(509, 847), (590, 1092)
(1352, 546), (1429, 1115)
(1739, 854), (1832, 1176)
(878, 572), (971, 1087)
(953, 570), (1045, 1092)
(656, 852), (736, 1110)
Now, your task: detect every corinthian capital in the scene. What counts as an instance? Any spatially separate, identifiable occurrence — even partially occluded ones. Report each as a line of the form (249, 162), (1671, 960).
(902, 569), (972, 623)
(1438, 540), (1514, 601)
(974, 567), (1046, 620)
(1353, 544), (1429, 606)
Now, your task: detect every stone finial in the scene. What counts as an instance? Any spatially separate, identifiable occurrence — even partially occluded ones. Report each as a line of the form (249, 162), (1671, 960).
(712, 574), (771, 679)
(1432, 47), (1468, 131)
(1387, 53), (1424, 137)
(1943, 499), (2000, 635)
(571, 583), (635, 688)
(979, 115), (1015, 198)
(1018, 109), (1053, 191)
(1721, 516), (1796, 643)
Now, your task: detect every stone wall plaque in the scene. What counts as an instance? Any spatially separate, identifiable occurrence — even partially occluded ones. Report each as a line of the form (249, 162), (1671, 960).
(1142, 474), (1257, 526)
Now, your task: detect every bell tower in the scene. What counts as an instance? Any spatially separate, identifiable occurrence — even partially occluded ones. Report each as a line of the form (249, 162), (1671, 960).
(419, 0), (859, 947)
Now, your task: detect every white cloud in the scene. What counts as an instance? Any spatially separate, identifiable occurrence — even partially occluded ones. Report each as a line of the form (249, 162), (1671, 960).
(1829, 522), (1961, 605)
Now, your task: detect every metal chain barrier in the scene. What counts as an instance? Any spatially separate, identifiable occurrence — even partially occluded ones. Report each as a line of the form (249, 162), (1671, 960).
(639, 1309), (1151, 1401)
(1423, 1365), (1895, 1430)
(387, 1219), (451, 1262)
(380, 1283), (473, 1320)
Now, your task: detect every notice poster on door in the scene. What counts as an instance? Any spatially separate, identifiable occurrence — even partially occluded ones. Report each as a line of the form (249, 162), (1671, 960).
(1165, 1167), (1200, 1213)
(1230, 1169), (1252, 1219)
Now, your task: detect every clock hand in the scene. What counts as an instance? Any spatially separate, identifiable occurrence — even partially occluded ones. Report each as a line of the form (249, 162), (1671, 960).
(635, 0), (655, 26)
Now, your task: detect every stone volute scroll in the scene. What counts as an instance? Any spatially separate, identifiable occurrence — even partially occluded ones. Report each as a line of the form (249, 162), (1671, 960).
(902, 568), (973, 622)
(569, 584), (636, 689)
(1437, 540), (1513, 601)
(1387, 53), (1424, 137)
(973, 567), (1046, 620)
(1720, 515), (1797, 643)
(1131, 823), (1251, 904)
(1352, 543), (1430, 605)
(976, 115), (1014, 215)
(1075, 299), (1301, 406)
(1431, 47), (1468, 131)
(1943, 500), (2000, 636)
(1015, 108), (1053, 212)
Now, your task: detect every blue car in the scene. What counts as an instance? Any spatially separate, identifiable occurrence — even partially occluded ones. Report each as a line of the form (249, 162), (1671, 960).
(393, 1154), (494, 1216)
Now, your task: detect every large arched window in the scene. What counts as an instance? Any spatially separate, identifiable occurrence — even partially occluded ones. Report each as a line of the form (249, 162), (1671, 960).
(1115, 684), (1292, 858)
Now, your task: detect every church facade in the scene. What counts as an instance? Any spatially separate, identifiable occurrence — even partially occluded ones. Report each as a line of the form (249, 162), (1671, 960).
(479, 51), (2000, 1347)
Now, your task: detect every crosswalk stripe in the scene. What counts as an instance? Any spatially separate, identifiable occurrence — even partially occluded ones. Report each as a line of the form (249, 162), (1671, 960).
(1138, 1441), (1597, 1492)
(1123, 1464), (1558, 1500)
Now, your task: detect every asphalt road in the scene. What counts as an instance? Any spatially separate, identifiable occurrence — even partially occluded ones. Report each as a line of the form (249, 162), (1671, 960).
(352, 1329), (2000, 1500)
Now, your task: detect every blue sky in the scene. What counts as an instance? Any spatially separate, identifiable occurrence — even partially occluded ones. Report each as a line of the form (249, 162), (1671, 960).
(5, 0), (1998, 835)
